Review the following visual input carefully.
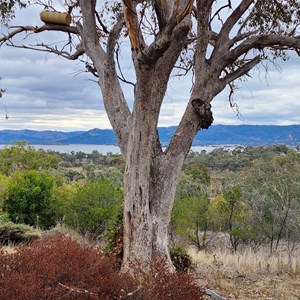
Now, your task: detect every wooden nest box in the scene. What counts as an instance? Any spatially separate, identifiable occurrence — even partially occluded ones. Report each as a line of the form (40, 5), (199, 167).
(40, 10), (71, 26)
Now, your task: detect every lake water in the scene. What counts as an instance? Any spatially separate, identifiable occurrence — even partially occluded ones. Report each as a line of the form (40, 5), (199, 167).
(0, 144), (232, 154)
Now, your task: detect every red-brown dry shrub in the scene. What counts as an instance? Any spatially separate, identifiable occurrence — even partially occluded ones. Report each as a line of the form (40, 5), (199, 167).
(0, 235), (204, 300)
(0, 235), (136, 300)
(138, 264), (204, 300)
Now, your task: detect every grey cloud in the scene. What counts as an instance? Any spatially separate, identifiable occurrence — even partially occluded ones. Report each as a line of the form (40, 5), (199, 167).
(1, 4), (299, 131)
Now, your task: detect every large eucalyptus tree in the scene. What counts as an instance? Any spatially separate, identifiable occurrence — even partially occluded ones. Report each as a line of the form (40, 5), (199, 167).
(1, 0), (299, 271)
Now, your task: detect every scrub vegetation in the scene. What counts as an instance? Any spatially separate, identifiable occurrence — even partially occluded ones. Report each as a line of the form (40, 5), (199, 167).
(0, 142), (299, 298)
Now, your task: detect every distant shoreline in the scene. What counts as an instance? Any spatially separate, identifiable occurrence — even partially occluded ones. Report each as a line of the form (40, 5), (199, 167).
(0, 144), (239, 154)
(1, 144), (297, 155)
(0, 125), (298, 146)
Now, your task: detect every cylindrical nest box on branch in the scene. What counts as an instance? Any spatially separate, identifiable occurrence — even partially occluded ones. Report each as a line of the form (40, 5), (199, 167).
(40, 10), (71, 26)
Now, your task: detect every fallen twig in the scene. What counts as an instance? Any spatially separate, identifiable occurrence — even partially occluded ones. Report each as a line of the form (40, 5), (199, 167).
(58, 282), (98, 297)
(205, 288), (227, 300)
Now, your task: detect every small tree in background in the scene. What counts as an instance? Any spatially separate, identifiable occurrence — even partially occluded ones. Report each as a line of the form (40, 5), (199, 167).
(52, 179), (123, 238)
(236, 151), (300, 253)
(172, 194), (211, 250)
(207, 187), (250, 252)
(3, 170), (56, 229)
(0, 142), (61, 176)
(172, 163), (212, 250)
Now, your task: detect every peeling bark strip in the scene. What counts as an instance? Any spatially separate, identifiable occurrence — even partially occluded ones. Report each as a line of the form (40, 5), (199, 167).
(123, 0), (140, 50)
(192, 99), (214, 129)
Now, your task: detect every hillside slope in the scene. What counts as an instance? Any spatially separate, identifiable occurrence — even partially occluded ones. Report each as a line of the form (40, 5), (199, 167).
(1, 125), (299, 146)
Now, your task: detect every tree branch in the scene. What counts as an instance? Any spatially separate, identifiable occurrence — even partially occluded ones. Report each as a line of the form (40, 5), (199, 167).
(5, 41), (84, 60)
(229, 34), (300, 62)
(0, 24), (79, 46)
(210, 0), (254, 64)
(153, 0), (169, 30)
(107, 14), (124, 61)
(123, 0), (144, 51)
(218, 0), (254, 42)
(138, 0), (192, 66)
(209, 1), (232, 28)
(166, 102), (200, 158)
(231, 30), (259, 45)
(78, 0), (106, 81)
(221, 55), (261, 85)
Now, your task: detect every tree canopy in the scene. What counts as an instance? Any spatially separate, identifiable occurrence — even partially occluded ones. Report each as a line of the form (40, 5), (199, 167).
(0, 0), (28, 25)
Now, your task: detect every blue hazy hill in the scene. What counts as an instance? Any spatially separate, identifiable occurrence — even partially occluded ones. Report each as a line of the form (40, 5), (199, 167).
(0, 125), (299, 146)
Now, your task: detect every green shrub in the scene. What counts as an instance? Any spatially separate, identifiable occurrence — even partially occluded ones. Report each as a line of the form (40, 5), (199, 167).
(52, 179), (123, 238)
(3, 170), (56, 229)
(0, 211), (9, 223)
(170, 246), (192, 272)
(103, 205), (123, 267)
(0, 221), (40, 245)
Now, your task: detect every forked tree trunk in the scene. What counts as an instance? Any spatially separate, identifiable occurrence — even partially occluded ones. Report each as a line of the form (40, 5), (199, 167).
(78, 0), (215, 272)
(120, 66), (188, 270)
(121, 70), (215, 271)
(51, 0), (300, 273)
(122, 140), (185, 271)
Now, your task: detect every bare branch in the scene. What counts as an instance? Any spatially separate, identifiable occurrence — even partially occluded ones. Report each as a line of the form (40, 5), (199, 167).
(229, 34), (300, 62)
(231, 30), (259, 44)
(116, 44), (135, 87)
(140, 1), (192, 65)
(107, 14), (124, 60)
(0, 24), (79, 46)
(209, 2), (232, 27)
(210, 0), (254, 62)
(6, 40), (84, 60)
(95, 10), (109, 34)
(58, 283), (97, 297)
(78, 0), (106, 80)
(236, 9), (255, 36)
(222, 55), (261, 85)
(218, 0), (254, 41)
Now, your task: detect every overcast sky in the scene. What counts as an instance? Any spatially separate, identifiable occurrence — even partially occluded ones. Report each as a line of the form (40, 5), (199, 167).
(0, 4), (299, 132)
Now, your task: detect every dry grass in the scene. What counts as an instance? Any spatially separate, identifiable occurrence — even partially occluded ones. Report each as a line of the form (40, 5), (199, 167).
(0, 245), (17, 255)
(189, 246), (300, 299)
(189, 247), (300, 275)
(2, 233), (300, 299)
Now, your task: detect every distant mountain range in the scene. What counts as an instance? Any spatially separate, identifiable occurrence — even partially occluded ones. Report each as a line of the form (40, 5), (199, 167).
(0, 125), (299, 146)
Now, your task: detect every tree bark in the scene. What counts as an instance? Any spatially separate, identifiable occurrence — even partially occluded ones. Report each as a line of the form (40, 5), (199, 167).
(121, 63), (187, 270)
(75, 0), (300, 273)
(123, 148), (185, 270)
(2, 0), (300, 276)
